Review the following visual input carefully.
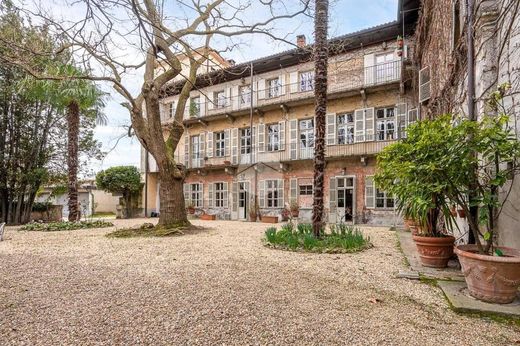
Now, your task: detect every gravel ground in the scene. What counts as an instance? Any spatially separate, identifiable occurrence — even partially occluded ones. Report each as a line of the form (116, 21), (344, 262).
(0, 219), (518, 345)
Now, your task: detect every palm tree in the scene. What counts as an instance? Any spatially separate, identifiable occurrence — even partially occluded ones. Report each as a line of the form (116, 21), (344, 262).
(312, 0), (329, 237)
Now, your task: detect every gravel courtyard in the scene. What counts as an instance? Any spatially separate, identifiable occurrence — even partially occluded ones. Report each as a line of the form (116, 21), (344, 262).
(0, 219), (518, 345)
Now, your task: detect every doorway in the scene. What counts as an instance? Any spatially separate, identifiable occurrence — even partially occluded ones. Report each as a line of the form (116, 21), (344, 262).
(238, 181), (249, 220)
(336, 177), (355, 223)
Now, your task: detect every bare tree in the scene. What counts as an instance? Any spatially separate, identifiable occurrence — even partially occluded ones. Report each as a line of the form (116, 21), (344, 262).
(3, 0), (310, 228)
(312, 0), (328, 237)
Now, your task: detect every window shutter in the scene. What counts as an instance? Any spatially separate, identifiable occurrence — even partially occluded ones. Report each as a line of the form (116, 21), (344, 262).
(183, 183), (190, 204)
(278, 179), (284, 208)
(279, 74), (286, 95)
(365, 176), (375, 209)
(396, 103), (407, 139)
(326, 113), (336, 145)
(257, 123), (265, 153)
(289, 72), (299, 93)
(252, 125), (257, 163)
(354, 109), (365, 142)
(223, 182), (229, 208)
(289, 119), (298, 160)
(258, 79), (265, 99)
(419, 66), (431, 103)
(365, 108), (375, 141)
(225, 87), (231, 107)
(231, 181), (238, 219)
(259, 180), (266, 208)
(279, 121), (286, 151)
(207, 131), (214, 158)
(199, 133), (205, 167)
(363, 53), (375, 85)
(184, 134), (190, 168)
(329, 177), (337, 223)
(231, 128), (238, 164)
(290, 178), (298, 203)
(224, 129), (230, 157)
(208, 183), (214, 208)
(230, 85), (238, 110)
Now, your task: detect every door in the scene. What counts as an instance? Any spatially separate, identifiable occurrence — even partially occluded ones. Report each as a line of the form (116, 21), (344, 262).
(299, 118), (314, 159)
(238, 182), (249, 220)
(336, 177), (355, 223)
(239, 128), (251, 164)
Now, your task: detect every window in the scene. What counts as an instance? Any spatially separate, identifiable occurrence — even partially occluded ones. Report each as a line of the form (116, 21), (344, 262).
(190, 183), (203, 207)
(215, 182), (225, 207)
(190, 97), (200, 117)
(267, 124), (280, 151)
(168, 101), (175, 118)
(191, 135), (200, 160)
(266, 180), (280, 208)
(299, 185), (313, 195)
(375, 52), (397, 83)
(299, 119), (314, 149)
(299, 71), (314, 92)
(215, 131), (225, 157)
(240, 128), (251, 155)
(214, 90), (226, 108)
(239, 85), (251, 105)
(376, 188), (394, 209)
(267, 78), (281, 98)
(376, 107), (395, 141)
(337, 113), (354, 144)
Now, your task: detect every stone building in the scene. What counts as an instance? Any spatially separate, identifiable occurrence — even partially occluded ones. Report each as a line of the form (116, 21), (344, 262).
(141, 2), (420, 225)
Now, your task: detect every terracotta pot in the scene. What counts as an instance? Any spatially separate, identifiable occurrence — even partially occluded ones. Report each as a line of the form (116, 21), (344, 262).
(200, 214), (216, 221)
(455, 245), (520, 304)
(187, 207), (195, 215)
(261, 215), (278, 224)
(249, 214), (257, 222)
(457, 209), (466, 218)
(412, 235), (455, 268)
(291, 210), (299, 218)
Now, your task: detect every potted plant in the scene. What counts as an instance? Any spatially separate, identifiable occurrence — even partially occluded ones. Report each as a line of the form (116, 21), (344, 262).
(289, 200), (299, 218)
(186, 202), (196, 215)
(396, 35), (404, 48)
(281, 208), (289, 221)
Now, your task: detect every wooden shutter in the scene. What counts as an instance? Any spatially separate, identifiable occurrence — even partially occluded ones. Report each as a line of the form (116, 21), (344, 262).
(231, 85), (239, 110)
(199, 133), (205, 167)
(363, 53), (375, 85)
(365, 176), (375, 209)
(208, 183), (214, 208)
(231, 181), (238, 219)
(259, 180), (266, 208)
(365, 108), (375, 141)
(279, 121), (285, 151)
(252, 125), (257, 163)
(326, 113), (336, 145)
(289, 72), (298, 93)
(329, 177), (337, 223)
(408, 108), (418, 124)
(223, 182), (229, 208)
(183, 183), (190, 204)
(225, 87), (231, 108)
(258, 124), (265, 153)
(258, 79), (266, 99)
(279, 74), (286, 95)
(184, 135), (190, 168)
(207, 131), (214, 158)
(419, 66), (431, 103)
(289, 119), (298, 160)
(396, 103), (407, 139)
(278, 179), (284, 208)
(290, 178), (298, 203)
(231, 128), (238, 164)
(224, 129), (230, 157)
(354, 109), (365, 143)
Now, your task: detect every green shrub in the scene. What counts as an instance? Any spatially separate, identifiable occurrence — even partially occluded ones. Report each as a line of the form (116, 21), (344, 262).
(21, 220), (114, 232)
(32, 202), (51, 212)
(264, 223), (372, 253)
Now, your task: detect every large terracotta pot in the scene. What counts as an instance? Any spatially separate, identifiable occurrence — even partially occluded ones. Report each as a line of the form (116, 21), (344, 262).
(291, 210), (299, 218)
(412, 235), (455, 268)
(455, 245), (520, 304)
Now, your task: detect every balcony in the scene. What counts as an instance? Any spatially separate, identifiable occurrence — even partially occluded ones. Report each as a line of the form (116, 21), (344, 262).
(183, 60), (401, 123)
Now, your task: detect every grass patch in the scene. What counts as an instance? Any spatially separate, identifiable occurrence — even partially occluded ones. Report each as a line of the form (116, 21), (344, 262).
(106, 222), (205, 238)
(91, 212), (116, 218)
(21, 220), (114, 232)
(264, 222), (372, 253)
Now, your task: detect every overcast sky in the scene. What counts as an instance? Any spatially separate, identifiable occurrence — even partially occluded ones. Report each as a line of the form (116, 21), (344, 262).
(89, 0), (398, 176)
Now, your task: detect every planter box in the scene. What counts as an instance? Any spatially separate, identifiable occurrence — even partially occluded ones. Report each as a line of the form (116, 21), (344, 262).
(200, 214), (216, 221)
(30, 205), (63, 222)
(261, 215), (278, 224)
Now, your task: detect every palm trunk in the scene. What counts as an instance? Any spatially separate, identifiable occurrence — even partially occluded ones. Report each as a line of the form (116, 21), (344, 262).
(312, 0), (329, 237)
(67, 101), (80, 222)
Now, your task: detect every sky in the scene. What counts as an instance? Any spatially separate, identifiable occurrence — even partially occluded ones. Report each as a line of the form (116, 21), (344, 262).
(88, 0), (399, 176)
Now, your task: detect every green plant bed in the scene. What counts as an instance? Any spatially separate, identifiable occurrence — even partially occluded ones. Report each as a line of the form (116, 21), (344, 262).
(106, 222), (205, 238)
(91, 212), (116, 218)
(21, 220), (114, 232)
(264, 223), (372, 253)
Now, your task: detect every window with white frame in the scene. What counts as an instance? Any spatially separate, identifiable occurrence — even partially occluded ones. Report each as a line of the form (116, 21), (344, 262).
(376, 107), (395, 141)
(190, 97), (200, 117)
(168, 101), (175, 118)
(266, 180), (280, 208)
(240, 128), (251, 155)
(375, 52), (397, 83)
(299, 185), (313, 195)
(214, 90), (226, 108)
(337, 113), (354, 144)
(215, 182), (225, 207)
(215, 131), (225, 157)
(190, 183), (203, 207)
(267, 78), (281, 98)
(365, 176), (393, 209)
(376, 188), (394, 209)
(239, 85), (251, 105)
(191, 135), (201, 161)
(299, 71), (314, 92)
(299, 118), (314, 149)
(267, 123), (280, 151)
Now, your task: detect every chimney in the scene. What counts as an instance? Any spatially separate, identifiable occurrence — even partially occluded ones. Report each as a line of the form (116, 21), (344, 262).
(296, 35), (306, 48)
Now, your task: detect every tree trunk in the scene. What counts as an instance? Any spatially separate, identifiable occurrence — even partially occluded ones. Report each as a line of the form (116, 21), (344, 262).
(158, 169), (189, 228)
(67, 101), (80, 222)
(312, 0), (329, 237)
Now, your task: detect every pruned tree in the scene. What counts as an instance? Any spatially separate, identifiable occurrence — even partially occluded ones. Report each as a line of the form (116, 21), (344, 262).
(96, 166), (141, 219)
(3, 0), (310, 228)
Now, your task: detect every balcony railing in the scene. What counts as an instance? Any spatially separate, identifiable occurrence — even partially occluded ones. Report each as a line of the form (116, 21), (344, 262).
(177, 139), (397, 169)
(182, 60), (401, 121)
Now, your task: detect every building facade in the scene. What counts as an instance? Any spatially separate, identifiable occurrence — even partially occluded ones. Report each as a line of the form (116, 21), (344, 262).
(142, 4), (420, 225)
